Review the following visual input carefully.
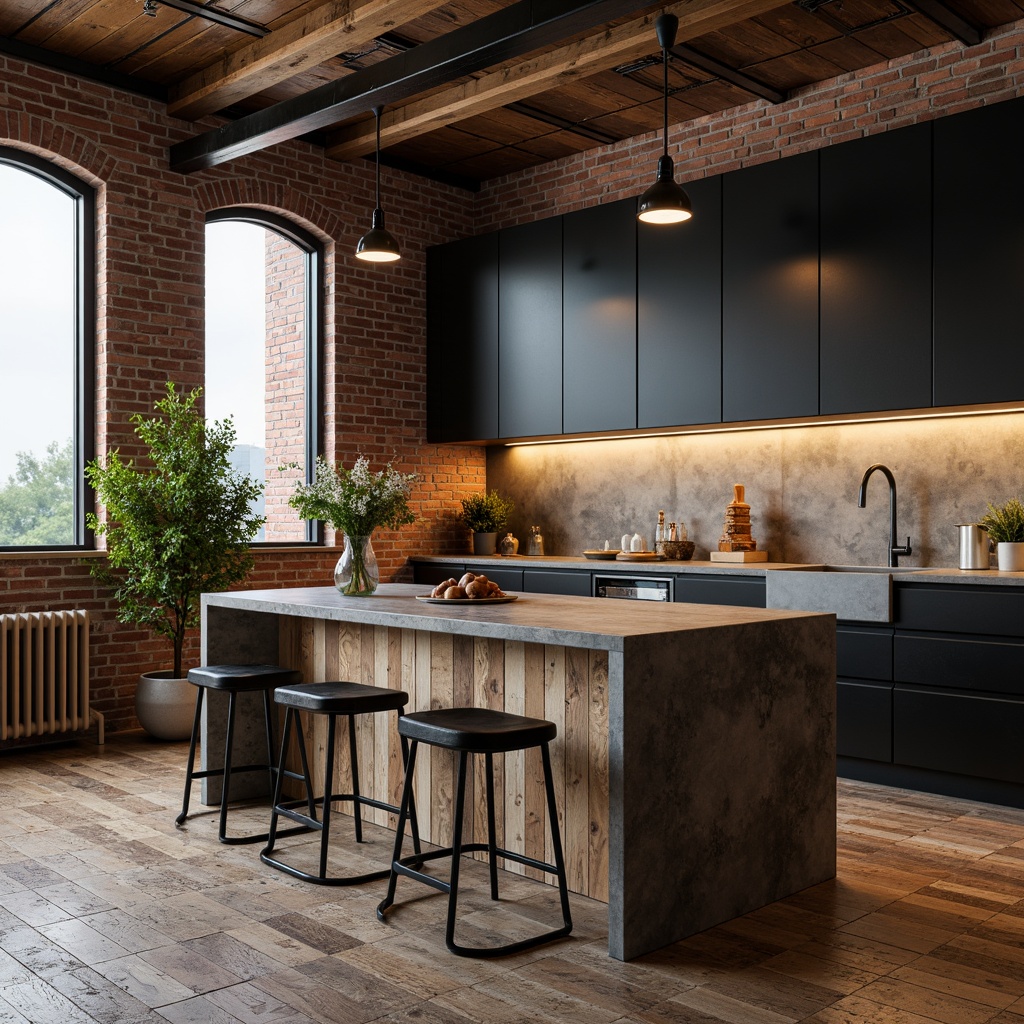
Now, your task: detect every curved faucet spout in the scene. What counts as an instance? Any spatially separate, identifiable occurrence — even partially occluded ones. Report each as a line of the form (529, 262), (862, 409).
(858, 464), (912, 568)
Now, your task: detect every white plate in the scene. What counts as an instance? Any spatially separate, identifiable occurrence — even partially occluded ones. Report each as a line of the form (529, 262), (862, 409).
(415, 594), (519, 604)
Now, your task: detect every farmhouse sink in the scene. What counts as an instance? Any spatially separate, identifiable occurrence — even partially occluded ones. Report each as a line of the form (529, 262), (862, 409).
(764, 564), (923, 623)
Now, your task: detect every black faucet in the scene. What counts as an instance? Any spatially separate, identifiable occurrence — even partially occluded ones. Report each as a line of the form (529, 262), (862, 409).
(857, 464), (912, 568)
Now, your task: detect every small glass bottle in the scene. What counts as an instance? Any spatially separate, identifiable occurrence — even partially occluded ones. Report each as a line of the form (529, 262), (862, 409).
(528, 525), (545, 556)
(655, 509), (665, 545)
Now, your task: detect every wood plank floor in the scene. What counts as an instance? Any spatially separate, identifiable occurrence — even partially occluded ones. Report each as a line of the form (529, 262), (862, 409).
(5, 736), (1024, 1023)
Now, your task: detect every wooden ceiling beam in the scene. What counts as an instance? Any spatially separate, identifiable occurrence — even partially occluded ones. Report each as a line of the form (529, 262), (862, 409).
(167, 0), (449, 120)
(324, 0), (792, 161)
(169, 0), (666, 172)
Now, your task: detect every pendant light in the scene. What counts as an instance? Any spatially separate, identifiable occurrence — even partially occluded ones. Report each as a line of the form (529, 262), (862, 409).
(355, 106), (401, 263)
(637, 13), (693, 225)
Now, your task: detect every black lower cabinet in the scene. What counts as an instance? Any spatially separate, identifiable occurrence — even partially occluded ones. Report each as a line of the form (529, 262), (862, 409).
(895, 685), (1024, 785)
(674, 575), (766, 608)
(837, 680), (892, 762)
(523, 570), (592, 596)
(465, 564), (523, 592)
(413, 564), (465, 586)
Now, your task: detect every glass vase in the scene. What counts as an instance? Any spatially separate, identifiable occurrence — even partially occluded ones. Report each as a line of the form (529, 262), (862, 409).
(334, 533), (380, 596)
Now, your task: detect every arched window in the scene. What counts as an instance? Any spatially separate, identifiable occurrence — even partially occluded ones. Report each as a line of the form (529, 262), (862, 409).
(205, 210), (321, 544)
(0, 148), (94, 549)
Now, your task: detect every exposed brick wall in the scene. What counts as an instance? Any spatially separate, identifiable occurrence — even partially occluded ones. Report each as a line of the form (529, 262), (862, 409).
(474, 18), (1024, 230)
(0, 54), (483, 734)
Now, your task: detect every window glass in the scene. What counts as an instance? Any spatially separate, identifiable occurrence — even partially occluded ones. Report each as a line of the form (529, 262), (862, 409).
(0, 155), (91, 548)
(205, 214), (318, 543)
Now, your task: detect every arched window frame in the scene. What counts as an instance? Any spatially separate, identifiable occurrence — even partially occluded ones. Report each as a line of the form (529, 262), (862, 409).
(0, 146), (95, 551)
(205, 208), (323, 545)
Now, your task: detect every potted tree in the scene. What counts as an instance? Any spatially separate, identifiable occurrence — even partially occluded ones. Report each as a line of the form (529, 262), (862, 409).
(86, 383), (264, 739)
(459, 491), (514, 555)
(980, 497), (1024, 572)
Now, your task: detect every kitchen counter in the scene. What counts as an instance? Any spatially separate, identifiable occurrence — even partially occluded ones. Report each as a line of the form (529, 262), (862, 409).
(201, 584), (836, 960)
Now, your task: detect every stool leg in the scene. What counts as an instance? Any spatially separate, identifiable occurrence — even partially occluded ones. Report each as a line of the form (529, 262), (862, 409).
(320, 714), (337, 880)
(400, 730), (423, 859)
(262, 689), (277, 797)
(175, 685), (203, 827)
(348, 714), (363, 844)
(291, 715), (318, 820)
(444, 750), (471, 953)
(218, 690), (239, 843)
(376, 739), (419, 919)
(264, 706), (295, 856)
(541, 742), (573, 933)
(485, 752), (499, 901)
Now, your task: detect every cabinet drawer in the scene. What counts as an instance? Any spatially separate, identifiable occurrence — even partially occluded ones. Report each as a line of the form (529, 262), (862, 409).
(837, 680), (892, 762)
(837, 626), (892, 681)
(895, 584), (1024, 637)
(414, 564), (465, 586)
(524, 570), (591, 597)
(674, 576), (766, 608)
(894, 633), (1024, 695)
(895, 684), (1024, 784)
(465, 565), (523, 592)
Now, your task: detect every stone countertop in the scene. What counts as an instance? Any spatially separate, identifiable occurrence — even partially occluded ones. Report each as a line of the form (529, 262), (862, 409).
(203, 582), (830, 652)
(410, 554), (1024, 585)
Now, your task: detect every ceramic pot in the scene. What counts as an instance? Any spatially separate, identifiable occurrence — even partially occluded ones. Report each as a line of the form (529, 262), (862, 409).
(997, 541), (1024, 572)
(335, 533), (380, 596)
(472, 531), (497, 555)
(137, 671), (195, 740)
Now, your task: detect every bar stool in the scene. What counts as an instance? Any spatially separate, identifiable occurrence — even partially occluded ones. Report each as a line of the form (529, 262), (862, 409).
(377, 707), (573, 958)
(175, 664), (313, 845)
(261, 681), (422, 885)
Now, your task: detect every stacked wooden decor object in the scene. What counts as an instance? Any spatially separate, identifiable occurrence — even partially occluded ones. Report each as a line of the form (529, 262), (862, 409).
(710, 484), (768, 563)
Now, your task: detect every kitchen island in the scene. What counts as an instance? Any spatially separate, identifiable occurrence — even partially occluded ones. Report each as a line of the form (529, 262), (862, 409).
(201, 583), (836, 960)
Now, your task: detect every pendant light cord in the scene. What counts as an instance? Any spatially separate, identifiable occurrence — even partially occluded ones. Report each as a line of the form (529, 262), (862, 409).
(373, 105), (383, 209)
(662, 45), (669, 159)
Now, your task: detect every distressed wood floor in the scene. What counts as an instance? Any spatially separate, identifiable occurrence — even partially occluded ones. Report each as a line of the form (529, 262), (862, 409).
(5, 737), (1024, 1022)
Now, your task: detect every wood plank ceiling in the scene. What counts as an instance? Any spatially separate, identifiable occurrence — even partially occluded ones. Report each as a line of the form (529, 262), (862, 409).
(2, 0), (1019, 186)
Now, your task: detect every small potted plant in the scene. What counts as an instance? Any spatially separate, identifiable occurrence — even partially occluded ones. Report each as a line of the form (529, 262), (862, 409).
(979, 497), (1024, 572)
(459, 491), (515, 555)
(288, 455), (416, 596)
(86, 384), (264, 739)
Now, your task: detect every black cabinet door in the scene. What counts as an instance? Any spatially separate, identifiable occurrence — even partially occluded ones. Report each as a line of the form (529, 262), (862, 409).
(430, 233), (499, 442)
(499, 218), (562, 438)
(524, 569), (592, 596)
(674, 575), (766, 608)
(722, 152), (819, 422)
(413, 564), (466, 586)
(562, 199), (637, 434)
(637, 176), (722, 428)
(934, 97), (1024, 406)
(820, 124), (932, 415)
(837, 680), (892, 762)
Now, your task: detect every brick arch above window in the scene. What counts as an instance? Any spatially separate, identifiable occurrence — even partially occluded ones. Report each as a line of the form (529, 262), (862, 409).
(0, 114), (115, 188)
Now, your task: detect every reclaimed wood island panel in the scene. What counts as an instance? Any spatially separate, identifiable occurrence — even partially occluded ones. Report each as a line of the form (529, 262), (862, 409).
(201, 583), (836, 960)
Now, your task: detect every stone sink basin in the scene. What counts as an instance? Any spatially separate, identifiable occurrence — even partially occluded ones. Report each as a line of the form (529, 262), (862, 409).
(765, 564), (926, 623)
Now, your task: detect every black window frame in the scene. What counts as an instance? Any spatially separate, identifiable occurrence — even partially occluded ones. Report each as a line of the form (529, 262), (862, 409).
(205, 207), (323, 545)
(0, 146), (95, 551)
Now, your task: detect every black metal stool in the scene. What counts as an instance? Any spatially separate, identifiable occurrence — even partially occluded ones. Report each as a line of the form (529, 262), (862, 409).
(175, 664), (313, 845)
(377, 707), (573, 958)
(261, 681), (422, 885)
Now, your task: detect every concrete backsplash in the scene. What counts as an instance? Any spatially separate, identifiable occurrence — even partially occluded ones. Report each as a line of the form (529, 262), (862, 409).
(485, 411), (1024, 567)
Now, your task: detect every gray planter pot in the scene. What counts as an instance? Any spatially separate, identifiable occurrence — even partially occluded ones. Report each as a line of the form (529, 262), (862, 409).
(472, 532), (498, 555)
(137, 671), (195, 740)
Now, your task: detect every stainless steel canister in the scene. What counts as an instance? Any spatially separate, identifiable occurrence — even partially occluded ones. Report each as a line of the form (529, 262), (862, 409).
(957, 524), (990, 570)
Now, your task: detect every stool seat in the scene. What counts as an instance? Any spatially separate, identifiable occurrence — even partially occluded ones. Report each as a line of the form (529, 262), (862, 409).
(399, 708), (556, 753)
(188, 664), (300, 692)
(275, 681), (408, 716)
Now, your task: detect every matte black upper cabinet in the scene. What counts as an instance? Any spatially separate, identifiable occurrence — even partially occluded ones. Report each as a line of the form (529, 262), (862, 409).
(499, 218), (563, 439)
(637, 176), (722, 429)
(722, 152), (819, 422)
(934, 97), (1024, 407)
(427, 232), (499, 443)
(562, 199), (637, 434)
(820, 124), (932, 415)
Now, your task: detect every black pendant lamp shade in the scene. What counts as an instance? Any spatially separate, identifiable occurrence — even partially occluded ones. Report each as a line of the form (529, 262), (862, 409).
(356, 106), (401, 263)
(637, 13), (693, 225)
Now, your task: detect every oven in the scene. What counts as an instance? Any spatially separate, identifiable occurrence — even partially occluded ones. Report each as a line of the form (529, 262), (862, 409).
(592, 574), (674, 601)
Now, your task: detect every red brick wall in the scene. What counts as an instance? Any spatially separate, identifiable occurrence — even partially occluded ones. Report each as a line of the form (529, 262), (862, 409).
(0, 54), (483, 734)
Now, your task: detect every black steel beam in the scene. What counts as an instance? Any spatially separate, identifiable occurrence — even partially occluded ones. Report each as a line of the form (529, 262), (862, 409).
(169, 0), (657, 173)
(155, 0), (268, 37)
(669, 43), (785, 103)
(907, 0), (982, 45)
(505, 101), (622, 144)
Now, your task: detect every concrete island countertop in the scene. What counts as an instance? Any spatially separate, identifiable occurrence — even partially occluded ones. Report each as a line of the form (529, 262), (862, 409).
(409, 554), (1024, 585)
(203, 582), (827, 651)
